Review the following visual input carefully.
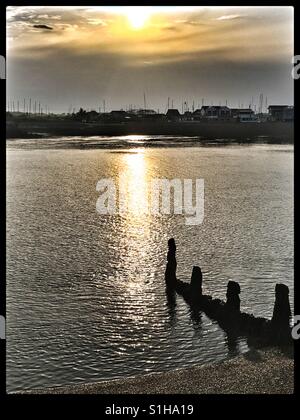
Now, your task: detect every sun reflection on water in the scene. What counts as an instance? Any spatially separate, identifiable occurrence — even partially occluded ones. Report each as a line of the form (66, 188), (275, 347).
(115, 148), (158, 321)
(122, 135), (149, 145)
(122, 148), (148, 215)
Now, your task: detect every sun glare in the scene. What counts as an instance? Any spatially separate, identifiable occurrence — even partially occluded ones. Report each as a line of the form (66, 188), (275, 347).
(125, 7), (151, 29)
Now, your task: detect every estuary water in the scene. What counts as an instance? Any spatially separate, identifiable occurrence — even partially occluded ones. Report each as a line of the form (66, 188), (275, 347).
(6, 136), (294, 392)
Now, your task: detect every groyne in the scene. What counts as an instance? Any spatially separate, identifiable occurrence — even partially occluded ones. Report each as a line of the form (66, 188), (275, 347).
(165, 238), (293, 348)
(15, 239), (294, 394)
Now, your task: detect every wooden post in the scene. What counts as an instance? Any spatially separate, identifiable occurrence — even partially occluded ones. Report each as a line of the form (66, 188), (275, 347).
(226, 281), (241, 312)
(165, 238), (177, 288)
(190, 266), (202, 296)
(272, 284), (291, 327)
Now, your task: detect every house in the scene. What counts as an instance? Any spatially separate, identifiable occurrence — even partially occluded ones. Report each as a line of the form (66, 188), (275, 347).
(85, 110), (99, 122)
(166, 109), (181, 121)
(149, 113), (167, 122)
(130, 109), (157, 116)
(201, 106), (217, 119)
(128, 109), (163, 121)
(283, 106), (294, 121)
(231, 108), (256, 122)
(217, 106), (231, 120)
(268, 105), (294, 121)
(256, 113), (269, 122)
(182, 111), (193, 121)
(197, 106), (231, 120)
(109, 110), (131, 122)
(192, 108), (205, 121)
(129, 109), (166, 121)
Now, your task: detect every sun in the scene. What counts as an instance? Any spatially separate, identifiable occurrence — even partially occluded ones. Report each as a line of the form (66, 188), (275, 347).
(125, 7), (152, 29)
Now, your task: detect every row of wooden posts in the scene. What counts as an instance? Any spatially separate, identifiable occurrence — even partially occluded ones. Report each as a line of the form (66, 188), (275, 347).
(165, 238), (292, 345)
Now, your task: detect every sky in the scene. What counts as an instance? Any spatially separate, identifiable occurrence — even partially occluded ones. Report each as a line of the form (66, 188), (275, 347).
(6, 6), (294, 114)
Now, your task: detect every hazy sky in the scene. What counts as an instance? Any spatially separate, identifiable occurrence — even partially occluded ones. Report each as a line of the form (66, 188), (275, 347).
(7, 6), (294, 113)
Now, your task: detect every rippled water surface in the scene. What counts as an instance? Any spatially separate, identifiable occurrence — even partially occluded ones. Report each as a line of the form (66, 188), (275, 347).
(6, 136), (294, 392)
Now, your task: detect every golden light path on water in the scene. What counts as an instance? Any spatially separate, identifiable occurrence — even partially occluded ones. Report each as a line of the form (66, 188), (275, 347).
(116, 144), (158, 328)
(123, 148), (148, 216)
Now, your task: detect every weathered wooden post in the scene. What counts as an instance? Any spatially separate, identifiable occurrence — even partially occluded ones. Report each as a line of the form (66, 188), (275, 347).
(271, 283), (291, 328)
(226, 281), (241, 312)
(190, 266), (202, 296)
(165, 238), (177, 288)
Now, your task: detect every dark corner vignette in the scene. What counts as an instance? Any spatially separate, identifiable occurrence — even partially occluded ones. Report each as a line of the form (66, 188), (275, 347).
(1, 0), (299, 413)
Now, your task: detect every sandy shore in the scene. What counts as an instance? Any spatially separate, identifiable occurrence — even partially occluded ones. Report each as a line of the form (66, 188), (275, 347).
(19, 348), (293, 394)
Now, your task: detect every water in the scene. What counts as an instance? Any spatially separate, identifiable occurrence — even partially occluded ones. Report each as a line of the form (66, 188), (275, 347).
(6, 136), (294, 392)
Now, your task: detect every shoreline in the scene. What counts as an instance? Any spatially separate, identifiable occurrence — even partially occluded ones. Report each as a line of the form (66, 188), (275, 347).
(6, 120), (294, 143)
(16, 348), (294, 394)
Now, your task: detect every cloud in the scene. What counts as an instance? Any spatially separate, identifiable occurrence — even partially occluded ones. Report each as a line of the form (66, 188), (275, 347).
(216, 14), (242, 21)
(33, 24), (53, 30)
(37, 14), (61, 20)
(87, 18), (108, 26)
(6, 6), (293, 112)
(162, 25), (180, 32)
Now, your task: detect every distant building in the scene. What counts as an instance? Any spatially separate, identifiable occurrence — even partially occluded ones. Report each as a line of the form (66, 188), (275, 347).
(166, 109), (181, 121)
(149, 113), (167, 121)
(231, 108), (256, 122)
(128, 109), (163, 121)
(86, 110), (99, 122)
(129, 109), (157, 116)
(256, 113), (269, 122)
(109, 110), (131, 121)
(217, 106), (231, 120)
(268, 105), (294, 122)
(283, 107), (294, 121)
(127, 109), (166, 121)
(192, 108), (205, 121)
(231, 108), (245, 118)
(196, 106), (231, 120)
(182, 111), (193, 121)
